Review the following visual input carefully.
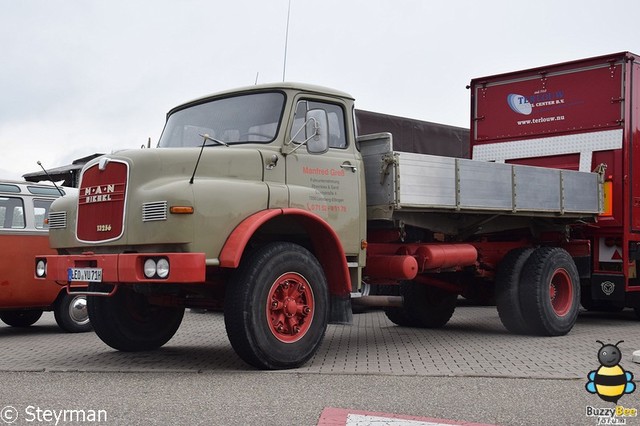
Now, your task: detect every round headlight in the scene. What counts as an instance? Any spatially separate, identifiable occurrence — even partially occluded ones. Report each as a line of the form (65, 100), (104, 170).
(36, 260), (47, 277)
(156, 258), (170, 279)
(143, 259), (157, 278)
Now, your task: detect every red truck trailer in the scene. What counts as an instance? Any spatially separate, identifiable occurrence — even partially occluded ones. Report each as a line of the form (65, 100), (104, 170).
(470, 51), (640, 315)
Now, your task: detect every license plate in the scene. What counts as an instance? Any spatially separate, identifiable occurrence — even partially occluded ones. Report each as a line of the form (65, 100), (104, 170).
(68, 267), (103, 282)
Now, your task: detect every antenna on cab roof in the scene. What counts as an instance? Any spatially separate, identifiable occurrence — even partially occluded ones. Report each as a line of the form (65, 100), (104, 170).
(282, 0), (291, 82)
(36, 161), (64, 196)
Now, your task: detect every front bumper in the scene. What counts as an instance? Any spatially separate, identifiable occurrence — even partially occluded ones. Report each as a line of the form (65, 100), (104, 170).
(35, 252), (206, 284)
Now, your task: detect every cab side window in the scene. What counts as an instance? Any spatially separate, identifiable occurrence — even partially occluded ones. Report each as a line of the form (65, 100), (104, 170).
(0, 197), (25, 229)
(291, 100), (347, 149)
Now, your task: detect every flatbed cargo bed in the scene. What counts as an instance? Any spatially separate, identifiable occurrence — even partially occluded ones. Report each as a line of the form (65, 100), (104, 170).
(360, 133), (602, 234)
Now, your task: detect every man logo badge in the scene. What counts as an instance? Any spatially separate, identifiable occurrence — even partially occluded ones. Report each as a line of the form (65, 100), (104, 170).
(601, 281), (615, 296)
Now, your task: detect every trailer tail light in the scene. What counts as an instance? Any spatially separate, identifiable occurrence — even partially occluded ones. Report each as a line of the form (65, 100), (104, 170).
(601, 177), (613, 217)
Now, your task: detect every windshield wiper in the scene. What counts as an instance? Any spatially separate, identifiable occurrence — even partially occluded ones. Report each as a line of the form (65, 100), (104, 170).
(198, 133), (229, 147)
(190, 133), (230, 184)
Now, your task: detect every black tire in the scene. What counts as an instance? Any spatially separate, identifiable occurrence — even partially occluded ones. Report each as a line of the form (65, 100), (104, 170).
(0, 310), (43, 327)
(383, 281), (420, 326)
(54, 294), (92, 333)
(224, 242), (329, 370)
(87, 283), (184, 351)
(519, 247), (580, 336)
(384, 280), (456, 328)
(384, 307), (421, 327)
(495, 248), (534, 334)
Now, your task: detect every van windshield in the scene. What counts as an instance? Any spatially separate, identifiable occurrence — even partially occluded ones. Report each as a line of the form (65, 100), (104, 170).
(158, 92), (285, 148)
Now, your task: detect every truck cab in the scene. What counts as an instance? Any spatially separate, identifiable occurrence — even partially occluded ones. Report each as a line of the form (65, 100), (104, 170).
(37, 83), (366, 368)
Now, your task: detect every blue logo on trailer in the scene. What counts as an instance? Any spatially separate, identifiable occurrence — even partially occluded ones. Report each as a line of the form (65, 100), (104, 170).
(507, 93), (532, 115)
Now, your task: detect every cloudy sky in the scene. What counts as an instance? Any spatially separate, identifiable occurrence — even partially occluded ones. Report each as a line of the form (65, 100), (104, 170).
(2, 0), (639, 181)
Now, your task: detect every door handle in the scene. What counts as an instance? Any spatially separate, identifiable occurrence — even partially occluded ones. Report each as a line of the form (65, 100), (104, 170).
(340, 163), (357, 173)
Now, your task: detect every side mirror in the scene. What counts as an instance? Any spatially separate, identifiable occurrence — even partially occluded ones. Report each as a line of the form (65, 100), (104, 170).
(306, 109), (329, 154)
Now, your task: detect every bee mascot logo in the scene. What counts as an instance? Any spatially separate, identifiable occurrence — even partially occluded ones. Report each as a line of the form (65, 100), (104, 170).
(586, 340), (636, 403)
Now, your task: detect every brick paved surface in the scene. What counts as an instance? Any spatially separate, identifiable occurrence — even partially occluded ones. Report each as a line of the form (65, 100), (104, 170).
(1, 303), (639, 379)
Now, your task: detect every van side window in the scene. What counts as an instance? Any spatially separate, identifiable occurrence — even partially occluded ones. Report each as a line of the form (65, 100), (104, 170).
(291, 100), (347, 149)
(0, 197), (25, 229)
(34, 199), (54, 229)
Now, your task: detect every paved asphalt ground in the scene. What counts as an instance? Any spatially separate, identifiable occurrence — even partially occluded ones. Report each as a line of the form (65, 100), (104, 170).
(1, 302), (640, 425)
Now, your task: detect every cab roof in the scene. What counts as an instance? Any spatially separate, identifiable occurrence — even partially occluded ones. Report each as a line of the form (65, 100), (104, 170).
(168, 82), (354, 117)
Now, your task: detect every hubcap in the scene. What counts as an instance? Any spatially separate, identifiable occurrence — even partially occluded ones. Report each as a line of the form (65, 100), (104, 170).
(267, 273), (314, 343)
(549, 268), (572, 316)
(69, 296), (90, 325)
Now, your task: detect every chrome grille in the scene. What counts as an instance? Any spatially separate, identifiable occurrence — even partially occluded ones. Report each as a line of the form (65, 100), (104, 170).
(142, 201), (168, 222)
(48, 211), (67, 229)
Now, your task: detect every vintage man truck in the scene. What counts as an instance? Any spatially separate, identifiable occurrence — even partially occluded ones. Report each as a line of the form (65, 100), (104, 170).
(36, 80), (603, 369)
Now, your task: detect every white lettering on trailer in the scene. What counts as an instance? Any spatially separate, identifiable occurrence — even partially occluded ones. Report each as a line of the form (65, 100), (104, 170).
(472, 129), (622, 172)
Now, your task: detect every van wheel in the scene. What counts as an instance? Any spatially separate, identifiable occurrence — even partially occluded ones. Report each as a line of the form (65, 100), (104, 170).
(54, 294), (92, 333)
(224, 242), (329, 370)
(0, 310), (43, 327)
(495, 248), (534, 334)
(87, 283), (184, 351)
(519, 247), (580, 336)
(385, 281), (456, 328)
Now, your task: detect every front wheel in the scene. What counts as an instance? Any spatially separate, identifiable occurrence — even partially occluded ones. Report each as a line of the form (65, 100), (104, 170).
(0, 310), (43, 327)
(87, 284), (185, 351)
(54, 294), (92, 333)
(224, 242), (329, 370)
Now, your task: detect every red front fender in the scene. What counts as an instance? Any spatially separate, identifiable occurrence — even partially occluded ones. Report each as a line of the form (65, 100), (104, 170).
(219, 208), (351, 296)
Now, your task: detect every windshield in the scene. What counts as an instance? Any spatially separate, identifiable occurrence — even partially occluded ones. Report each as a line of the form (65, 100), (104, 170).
(158, 92), (285, 148)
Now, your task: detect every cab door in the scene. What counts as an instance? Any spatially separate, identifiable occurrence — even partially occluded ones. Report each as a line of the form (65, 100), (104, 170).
(285, 98), (363, 256)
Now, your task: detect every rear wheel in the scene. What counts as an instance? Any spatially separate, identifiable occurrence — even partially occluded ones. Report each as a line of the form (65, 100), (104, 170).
(495, 248), (534, 334)
(87, 284), (184, 351)
(0, 310), (43, 327)
(519, 247), (580, 336)
(54, 294), (92, 333)
(384, 280), (457, 328)
(224, 242), (329, 370)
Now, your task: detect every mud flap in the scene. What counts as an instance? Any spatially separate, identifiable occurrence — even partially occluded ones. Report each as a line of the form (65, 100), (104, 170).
(329, 294), (353, 325)
(591, 274), (625, 303)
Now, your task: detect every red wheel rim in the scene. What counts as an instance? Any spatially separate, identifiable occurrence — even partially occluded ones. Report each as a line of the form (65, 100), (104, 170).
(266, 272), (314, 343)
(549, 268), (572, 316)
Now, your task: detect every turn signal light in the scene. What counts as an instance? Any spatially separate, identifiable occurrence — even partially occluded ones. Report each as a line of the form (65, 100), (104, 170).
(170, 206), (194, 214)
